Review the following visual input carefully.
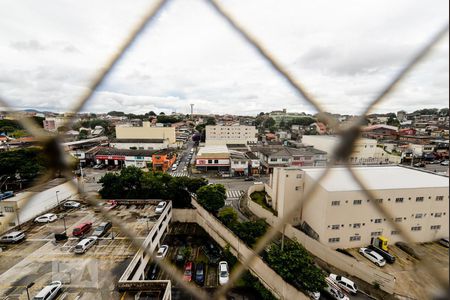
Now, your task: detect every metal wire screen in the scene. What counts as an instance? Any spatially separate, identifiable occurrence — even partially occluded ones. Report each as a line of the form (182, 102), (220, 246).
(0, 0), (448, 299)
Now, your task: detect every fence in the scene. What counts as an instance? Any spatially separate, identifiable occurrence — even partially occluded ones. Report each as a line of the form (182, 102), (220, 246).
(0, 0), (448, 299)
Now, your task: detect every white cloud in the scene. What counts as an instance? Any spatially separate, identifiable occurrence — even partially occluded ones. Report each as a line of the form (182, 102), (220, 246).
(0, 0), (448, 116)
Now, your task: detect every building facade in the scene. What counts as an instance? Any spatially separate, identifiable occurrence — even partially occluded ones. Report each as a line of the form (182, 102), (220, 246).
(116, 122), (176, 145)
(205, 125), (257, 145)
(265, 166), (449, 249)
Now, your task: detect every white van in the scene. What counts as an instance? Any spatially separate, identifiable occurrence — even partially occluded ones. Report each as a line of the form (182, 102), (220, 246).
(74, 236), (97, 254)
(0, 231), (26, 243)
(324, 277), (349, 300)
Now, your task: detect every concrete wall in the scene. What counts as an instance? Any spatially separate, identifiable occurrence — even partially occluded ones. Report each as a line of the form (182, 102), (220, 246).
(248, 200), (396, 293)
(191, 200), (308, 300)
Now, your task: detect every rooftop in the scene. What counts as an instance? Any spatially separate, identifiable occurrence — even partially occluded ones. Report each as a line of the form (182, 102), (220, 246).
(303, 166), (449, 192)
(111, 138), (166, 143)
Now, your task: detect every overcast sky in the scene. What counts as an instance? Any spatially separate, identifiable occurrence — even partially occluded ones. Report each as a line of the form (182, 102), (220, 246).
(0, 0), (448, 116)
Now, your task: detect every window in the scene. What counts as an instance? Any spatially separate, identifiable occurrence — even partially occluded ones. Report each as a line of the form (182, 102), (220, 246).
(431, 225), (441, 230)
(296, 174), (302, 179)
(374, 219), (382, 224)
(353, 223), (361, 229)
(436, 196), (444, 201)
(214, 160), (219, 164)
(350, 235), (361, 241)
(415, 213), (423, 219)
(331, 225), (340, 230)
(395, 217), (403, 223)
(4, 207), (14, 213)
(331, 201), (340, 206)
(395, 197), (404, 203)
(391, 230), (400, 235)
(416, 197), (424, 202)
(328, 237), (340, 243)
(371, 231), (382, 237)
(295, 186), (301, 191)
(281, 158), (289, 162)
(353, 200), (362, 205)
(411, 226), (422, 231)
(208, 160), (212, 164)
(270, 158), (277, 162)
(375, 198), (383, 204)
(434, 213), (442, 218)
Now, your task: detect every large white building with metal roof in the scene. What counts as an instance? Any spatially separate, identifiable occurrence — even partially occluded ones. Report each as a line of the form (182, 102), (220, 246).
(265, 166), (449, 248)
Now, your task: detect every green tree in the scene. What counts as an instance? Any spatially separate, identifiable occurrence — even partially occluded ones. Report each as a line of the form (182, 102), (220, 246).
(233, 219), (268, 246)
(0, 147), (48, 180)
(218, 207), (238, 227)
(288, 117), (316, 127)
(78, 130), (89, 140)
(206, 117), (216, 125)
(266, 240), (326, 293)
(279, 119), (286, 130)
(387, 115), (400, 126)
(438, 108), (449, 116)
(148, 111), (157, 116)
(107, 111), (125, 116)
(98, 173), (123, 198)
(196, 184), (226, 213)
(264, 117), (275, 129)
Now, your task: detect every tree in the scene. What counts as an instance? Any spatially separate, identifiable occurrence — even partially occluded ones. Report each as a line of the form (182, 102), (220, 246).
(439, 108), (449, 116)
(206, 117), (216, 125)
(264, 117), (275, 129)
(279, 119), (286, 130)
(148, 111), (157, 116)
(218, 207), (238, 227)
(387, 115), (400, 127)
(78, 130), (89, 140)
(196, 184), (226, 213)
(265, 240), (326, 293)
(159, 112), (165, 115)
(233, 219), (268, 246)
(98, 173), (123, 198)
(107, 111), (125, 116)
(288, 117), (316, 127)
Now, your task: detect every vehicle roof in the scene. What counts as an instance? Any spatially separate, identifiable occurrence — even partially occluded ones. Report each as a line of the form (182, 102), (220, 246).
(367, 249), (384, 259)
(41, 213), (55, 217)
(75, 222), (91, 228)
(333, 274), (354, 285)
(98, 221), (110, 226)
(35, 285), (54, 297)
(77, 238), (95, 246)
(2, 231), (24, 236)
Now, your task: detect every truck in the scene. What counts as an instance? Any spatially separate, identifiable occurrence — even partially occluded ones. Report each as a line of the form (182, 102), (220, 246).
(369, 236), (396, 264)
(0, 191), (14, 201)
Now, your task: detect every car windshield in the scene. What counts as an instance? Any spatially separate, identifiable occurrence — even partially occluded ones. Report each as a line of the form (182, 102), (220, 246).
(184, 270), (192, 276)
(75, 245), (82, 250)
(220, 271), (228, 277)
(157, 249), (164, 255)
(157, 203), (165, 208)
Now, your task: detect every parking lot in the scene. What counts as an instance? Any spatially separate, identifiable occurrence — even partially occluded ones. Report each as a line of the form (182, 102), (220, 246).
(347, 242), (449, 299)
(0, 201), (159, 300)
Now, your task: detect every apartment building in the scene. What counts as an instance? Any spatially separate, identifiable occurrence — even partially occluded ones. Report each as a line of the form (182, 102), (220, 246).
(115, 121), (176, 145)
(302, 135), (401, 164)
(205, 125), (257, 145)
(265, 166), (449, 249)
(43, 116), (69, 132)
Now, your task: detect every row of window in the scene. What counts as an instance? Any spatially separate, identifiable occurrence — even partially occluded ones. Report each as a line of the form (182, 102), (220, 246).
(330, 215), (445, 229)
(331, 195), (445, 206)
(329, 225), (443, 243)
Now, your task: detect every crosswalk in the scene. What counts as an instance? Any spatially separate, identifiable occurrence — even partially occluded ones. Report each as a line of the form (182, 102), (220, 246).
(171, 172), (189, 177)
(226, 190), (244, 199)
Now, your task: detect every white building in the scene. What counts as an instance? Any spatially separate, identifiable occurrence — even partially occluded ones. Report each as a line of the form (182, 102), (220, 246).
(265, 166), (449, 249)
(116, 121), (176, 145)
(205, 125), (257, 145)
(110, 139), (170, 151)
(195, 145), (230, 172)
(302, 135), (401, 164)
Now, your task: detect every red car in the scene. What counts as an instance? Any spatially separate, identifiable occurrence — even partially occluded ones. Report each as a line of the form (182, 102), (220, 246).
(72, 222), (92, 237)
(183, 261), (193, 282)
(104, 200), (117, 211)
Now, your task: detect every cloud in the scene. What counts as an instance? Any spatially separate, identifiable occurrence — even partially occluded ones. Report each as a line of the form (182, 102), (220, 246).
(0, 0), (448, 116)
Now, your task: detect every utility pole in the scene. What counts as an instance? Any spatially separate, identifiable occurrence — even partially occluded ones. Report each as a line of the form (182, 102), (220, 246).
(190, 104), (194, 120)
(55, 191), (60, 210)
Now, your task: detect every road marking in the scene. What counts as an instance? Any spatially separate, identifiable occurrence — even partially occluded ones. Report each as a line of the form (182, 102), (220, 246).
(172, 172), (189, 177)
(226, 190), (244, 199)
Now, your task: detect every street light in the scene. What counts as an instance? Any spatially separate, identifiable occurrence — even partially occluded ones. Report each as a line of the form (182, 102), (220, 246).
(55, 191), (60, 210)
(25, 282), (34, 300)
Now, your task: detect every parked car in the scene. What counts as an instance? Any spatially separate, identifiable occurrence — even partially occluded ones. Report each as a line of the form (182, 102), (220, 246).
(94, 200), (117, 212)
(72, 222), (92, 237)
(148, 263), (159, 280)
(155, 245), (169, 259)
(329, 274), (358, 294)
(33, 281), (62, 300)
(244, 176), (255, 181)
(92, 222), (112, 237)
(171, 164), (178, 171)
(155, 201), (167, 214)
(183, 261), (194, 282)
(307, 291), (321, 300)
(0, 231), (26, 243)
(324, 277), (349, 300)
(195, 263), (205, 285)
(175, 246), (186, 264)
(439, 237), (449, 248)
(74, 236), (97, 254)
(218, 261), (229, 285)
(413, 162), (425, 168)
(440, 160), (449, 166)
(34, 213), (58, 223)
(359, 247), (386, 267)
(63, 201), (81, 209)
(0, 191), (14, 200)
(368, 245), (396, 264)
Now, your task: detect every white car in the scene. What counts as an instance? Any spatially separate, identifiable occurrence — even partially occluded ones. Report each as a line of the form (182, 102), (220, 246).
(155, 245), (169, 259)
(63, 201), (81, 209)
(307, 291), (321, 300)
(155, 201), (167, 214)
(325, 277), (349, 300)
(359, 247), (386, 267)
(74, 236), (98, 254)
(34, 213), (58, 223)
(171, 164), (178, 171)
(329, 274), (358, 294)
(33, 281), (62, 300)
(218, 261), (229, 285)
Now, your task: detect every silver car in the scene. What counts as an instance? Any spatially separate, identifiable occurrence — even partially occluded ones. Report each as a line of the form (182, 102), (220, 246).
(33, 281), (62, 300)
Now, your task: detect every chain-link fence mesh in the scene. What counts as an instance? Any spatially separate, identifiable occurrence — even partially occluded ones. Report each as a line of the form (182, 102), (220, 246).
(0, 0), (448, 299)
